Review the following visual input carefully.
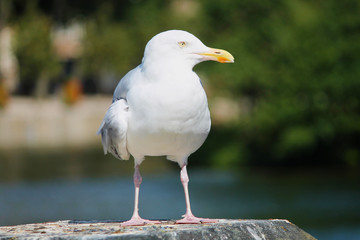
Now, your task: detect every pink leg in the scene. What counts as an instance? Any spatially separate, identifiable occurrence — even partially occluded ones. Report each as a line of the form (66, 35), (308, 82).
(121, 165), (160, 226)
(176, 165), (218, 224)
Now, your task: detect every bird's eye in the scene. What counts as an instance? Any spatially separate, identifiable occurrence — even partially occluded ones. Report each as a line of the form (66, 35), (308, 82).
(178, 41), (187, 48)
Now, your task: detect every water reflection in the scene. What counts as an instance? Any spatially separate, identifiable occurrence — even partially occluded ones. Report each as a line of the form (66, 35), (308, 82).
(0, 148), (360, 240)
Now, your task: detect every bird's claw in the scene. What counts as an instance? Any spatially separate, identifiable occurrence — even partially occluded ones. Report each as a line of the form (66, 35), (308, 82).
(176, 214), (218, 224)
(120, 217), (161, 227)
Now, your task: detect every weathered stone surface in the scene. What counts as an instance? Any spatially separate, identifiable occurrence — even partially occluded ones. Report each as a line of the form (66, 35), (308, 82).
(0, 219), (316, 240)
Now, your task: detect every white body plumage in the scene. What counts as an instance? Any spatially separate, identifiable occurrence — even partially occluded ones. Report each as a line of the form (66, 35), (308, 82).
(96, 30), (234, 226)
(98, 30), (233, 167)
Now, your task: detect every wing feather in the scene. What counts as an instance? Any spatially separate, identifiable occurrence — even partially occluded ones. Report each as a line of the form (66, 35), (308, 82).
(97, 99), (130, 160)
(112, 67), (138, 102)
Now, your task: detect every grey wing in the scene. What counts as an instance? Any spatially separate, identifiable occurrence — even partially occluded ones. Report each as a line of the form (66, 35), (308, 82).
(97, 99), (130, 160)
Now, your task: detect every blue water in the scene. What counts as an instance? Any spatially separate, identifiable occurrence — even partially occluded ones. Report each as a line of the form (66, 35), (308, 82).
(0, 168), (359, 240)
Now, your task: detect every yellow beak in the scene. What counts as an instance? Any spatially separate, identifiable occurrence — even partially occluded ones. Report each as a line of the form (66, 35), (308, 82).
(198, 48), (234, 63)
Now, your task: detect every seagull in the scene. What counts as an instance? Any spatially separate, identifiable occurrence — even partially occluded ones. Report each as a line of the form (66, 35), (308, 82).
(97, 30), (234, 226)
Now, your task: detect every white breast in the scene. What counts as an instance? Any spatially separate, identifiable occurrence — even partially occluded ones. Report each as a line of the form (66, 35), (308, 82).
(126, 71), (211, 163)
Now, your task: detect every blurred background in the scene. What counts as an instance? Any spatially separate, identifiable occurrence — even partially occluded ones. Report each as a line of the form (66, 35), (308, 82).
(0, 0), (359, 239)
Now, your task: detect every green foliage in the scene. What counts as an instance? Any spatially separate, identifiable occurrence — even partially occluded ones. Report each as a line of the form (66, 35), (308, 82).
(7, 0), (360, 167)
(80, 4), (138, 77)
(13, 2), (60, 94)
(199, 0), (360, 166)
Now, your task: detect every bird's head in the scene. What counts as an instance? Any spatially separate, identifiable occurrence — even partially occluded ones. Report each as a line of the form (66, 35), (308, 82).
(142, 30), (234, 69)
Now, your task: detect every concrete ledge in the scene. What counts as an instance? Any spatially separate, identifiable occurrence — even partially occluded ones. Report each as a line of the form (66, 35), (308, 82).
(0, 219), (316, 240)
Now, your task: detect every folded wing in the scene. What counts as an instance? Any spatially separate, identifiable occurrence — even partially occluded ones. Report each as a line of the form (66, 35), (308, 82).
(97, 99), (130, 160)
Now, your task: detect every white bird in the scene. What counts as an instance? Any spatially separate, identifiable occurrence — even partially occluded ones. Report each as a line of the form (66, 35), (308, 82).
(97, 30), (234, 226)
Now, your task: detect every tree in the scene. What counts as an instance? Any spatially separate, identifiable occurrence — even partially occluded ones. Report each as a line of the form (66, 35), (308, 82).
(13, 1), (60, 97)
(197, 0), (360, 167)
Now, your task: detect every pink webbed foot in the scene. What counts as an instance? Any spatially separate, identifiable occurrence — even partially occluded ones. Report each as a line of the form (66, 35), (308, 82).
(121, 216), (161, 226)
(176, 213), (218, 224)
